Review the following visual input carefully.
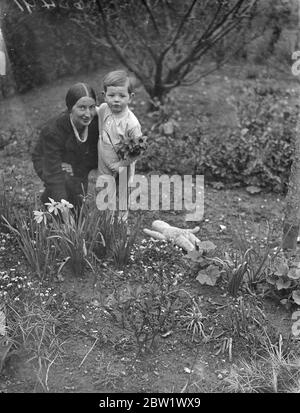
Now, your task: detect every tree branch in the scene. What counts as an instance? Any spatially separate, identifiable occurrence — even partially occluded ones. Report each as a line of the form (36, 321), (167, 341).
(160, 0), (198, 61)
(164, 0), (254, 86)
(140, 0), (160, 35)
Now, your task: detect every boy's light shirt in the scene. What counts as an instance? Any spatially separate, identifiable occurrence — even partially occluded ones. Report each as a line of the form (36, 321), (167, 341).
(97, 103), (141, 145)
(97, 103), (142, 183)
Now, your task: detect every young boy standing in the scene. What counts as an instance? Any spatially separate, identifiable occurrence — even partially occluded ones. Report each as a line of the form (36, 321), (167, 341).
(96, 70), (142, 221)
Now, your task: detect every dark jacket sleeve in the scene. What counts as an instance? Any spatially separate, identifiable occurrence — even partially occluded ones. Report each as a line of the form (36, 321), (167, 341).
(31, 138), (44, 181)
(41, 127), (68, 202)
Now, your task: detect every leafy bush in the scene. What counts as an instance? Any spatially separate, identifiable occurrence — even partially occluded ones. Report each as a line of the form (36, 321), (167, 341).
(138, 82), (297, 192)
(266, 252), (300, 338)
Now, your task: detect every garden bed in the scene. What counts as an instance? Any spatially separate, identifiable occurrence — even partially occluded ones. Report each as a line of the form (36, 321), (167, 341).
(0, 67), (299, 393)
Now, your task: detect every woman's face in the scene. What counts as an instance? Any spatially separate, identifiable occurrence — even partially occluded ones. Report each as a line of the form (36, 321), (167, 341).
(71, 96), (96, 130)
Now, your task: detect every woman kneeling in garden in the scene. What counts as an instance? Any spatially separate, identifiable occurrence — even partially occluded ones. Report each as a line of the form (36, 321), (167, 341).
(32, 82), (99, 210)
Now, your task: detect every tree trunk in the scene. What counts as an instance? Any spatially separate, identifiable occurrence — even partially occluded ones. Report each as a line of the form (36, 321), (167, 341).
(146, 85), (169, 112)
(283, 120), (300, 251)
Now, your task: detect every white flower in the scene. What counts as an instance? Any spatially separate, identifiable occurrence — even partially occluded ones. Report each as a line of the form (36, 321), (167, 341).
(45, 198), (60, 215)
(33, 210), (47, 224)
(59, 199), (74, 209)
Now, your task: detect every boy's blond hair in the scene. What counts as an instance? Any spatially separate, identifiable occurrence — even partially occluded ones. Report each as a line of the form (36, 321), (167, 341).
(103, 70), (135, 94)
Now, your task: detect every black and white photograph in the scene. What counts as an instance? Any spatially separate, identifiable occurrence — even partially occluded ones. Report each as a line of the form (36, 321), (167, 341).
(0, 0), (300, 396)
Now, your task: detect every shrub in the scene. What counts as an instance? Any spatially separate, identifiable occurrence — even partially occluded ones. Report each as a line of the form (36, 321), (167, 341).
(138, 81), (297, 192)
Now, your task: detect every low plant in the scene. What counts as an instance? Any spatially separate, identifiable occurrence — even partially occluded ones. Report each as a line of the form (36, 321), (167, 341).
(223, 334), (300, 393)
(110, 214), (142, 269)
(103, 262), (184, 354)
(184, 241), (222, 287)
(6, 300), (68, 392)
(210, 218), (281, 297)
(231, 218), (277, 285)
(34, 197), (103, 277)
(180, 294), (207, 342)
(214, 295), (273, 360)
(266, 251), (300, 339)
(0, 175), (20, 230)
(212, 251), (250, 298)
(2, 209), (55, 278)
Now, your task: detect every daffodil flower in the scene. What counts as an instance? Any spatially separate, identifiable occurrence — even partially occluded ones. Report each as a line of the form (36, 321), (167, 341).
(45, 197), (60, 215)
(33, 210), (47, 225)
(59, 199), (74, 209)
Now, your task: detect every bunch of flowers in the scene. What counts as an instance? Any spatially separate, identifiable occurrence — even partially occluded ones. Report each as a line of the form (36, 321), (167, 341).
(33, 198), (74, 224)
(116, 132), (148, 161)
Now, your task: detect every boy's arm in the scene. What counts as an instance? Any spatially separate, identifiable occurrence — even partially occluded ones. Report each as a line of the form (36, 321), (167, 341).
(108, 157), (131, 174)
(100, 136), (131, 174)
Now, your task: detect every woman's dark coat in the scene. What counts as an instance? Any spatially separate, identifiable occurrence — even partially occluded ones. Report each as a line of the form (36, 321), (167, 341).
(32, 112), (98, 206)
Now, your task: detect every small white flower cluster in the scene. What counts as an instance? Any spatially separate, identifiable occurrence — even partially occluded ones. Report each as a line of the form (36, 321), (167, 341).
(0, 269), (57, 304)
(33, 198), (74, 224)
(0, 233), (11, 251)
(0, 269), (31, 301)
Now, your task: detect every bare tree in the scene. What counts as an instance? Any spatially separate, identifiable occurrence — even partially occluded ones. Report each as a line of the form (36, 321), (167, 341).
(72, 0), (258, 104)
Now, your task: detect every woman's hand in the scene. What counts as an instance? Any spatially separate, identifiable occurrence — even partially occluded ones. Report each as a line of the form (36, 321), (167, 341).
(61, 163), (73, 176)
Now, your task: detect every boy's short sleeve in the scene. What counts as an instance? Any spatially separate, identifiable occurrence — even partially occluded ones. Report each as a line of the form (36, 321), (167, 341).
(126, 112), (142, 138)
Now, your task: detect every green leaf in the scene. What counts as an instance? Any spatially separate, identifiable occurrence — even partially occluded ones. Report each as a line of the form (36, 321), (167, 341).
(291, 318), (300, 337)
(186, 250), (203, 263)
(276, 278), (291, 290)
(292, 310), (300, 321)
(198, 241), (216, 253)
(0, 311), (6, 336)
(292, 290), (300, 305)
(196, 265), (221, 286)
(266, 275), (277, 285)
(273, 256), (289, 277)
(288, 265), (300, 280)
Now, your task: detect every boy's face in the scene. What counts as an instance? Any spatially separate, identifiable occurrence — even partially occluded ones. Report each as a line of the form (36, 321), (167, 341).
(104, 81), (133, 114)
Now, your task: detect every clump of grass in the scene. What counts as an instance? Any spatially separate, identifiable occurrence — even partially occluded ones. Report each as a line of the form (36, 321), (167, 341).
(2, 209), (55, 278)
(214, 250), (250, 297)
(230, 217), (280, 288)
(0, 176), (18, 230)
(213, 295), (275, 362)
(213, 218), (282, 297)
(180, 293), (207, 342)
(110, 214), (142, 269)
(46, 198), (103, 277)
(7, 300), (68, 392)
(223, 334), (300, 393)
